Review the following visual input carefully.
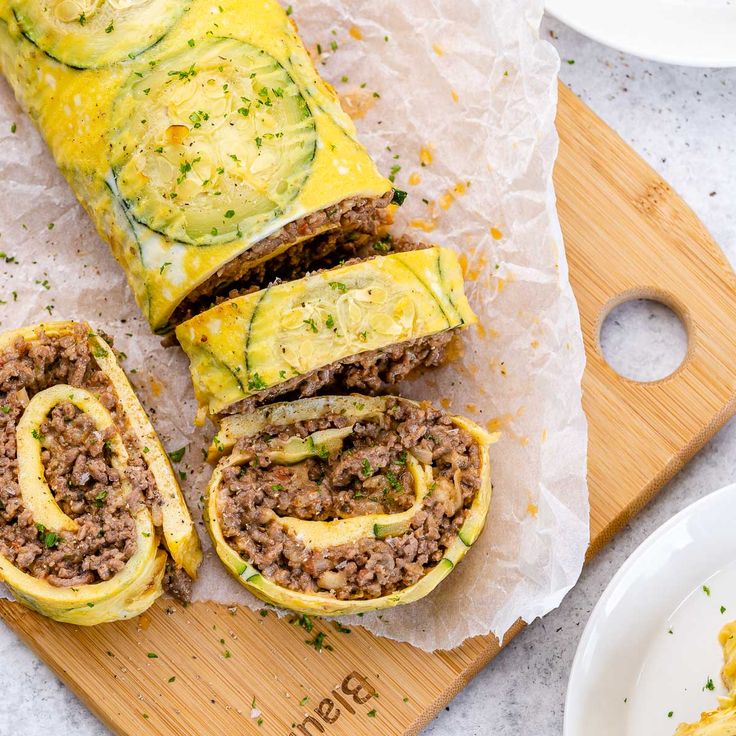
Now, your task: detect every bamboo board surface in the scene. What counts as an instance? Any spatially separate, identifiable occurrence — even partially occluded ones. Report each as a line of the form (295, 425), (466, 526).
(3, 83), (736, 736)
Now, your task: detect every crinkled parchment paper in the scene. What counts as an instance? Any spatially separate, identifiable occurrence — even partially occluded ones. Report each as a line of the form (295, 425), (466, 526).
(0, 0), (588, 650)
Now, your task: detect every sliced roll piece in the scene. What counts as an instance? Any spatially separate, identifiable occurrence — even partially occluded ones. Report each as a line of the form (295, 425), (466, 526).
(0, 0), (392, 331)
(204, 395), (497, 616)
(176, 247), (477, 419)
(0, 322), (202, 624)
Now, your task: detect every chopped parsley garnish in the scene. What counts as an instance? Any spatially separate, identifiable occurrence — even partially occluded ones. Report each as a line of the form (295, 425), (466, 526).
(44, 531), (60, 548)
(147, 652), (159, 659)
(31, 429), (42, 441)
(361, 459), (373, 477)
(329, 281), (347, 292)
(224, 209), (235, 219)
(167, 65), (197, 81)
(704, 676), (715, 691)
(333, 622), (351, 634)
(305, 631), (332, 652)
(168, 676), (176, 683)
(10, 122), (16, 134)
(325, 314), (335, 329)
(391, 189), (408, 206)
(286, 4), (293, 14)
(703, 585), (711, 596)
(367, 709), (377, 717)
(303, 318), (318, 333)
(78, 12), (86, 25)
(0, 405), (10, 414)
(373, 236), (391, 253)
(94, 490), (108, 507)
(168, 447), (186, 463)
(159, 262), (172, 274)
(299, 695), (309, 706)
(721, 605), (727, 614)
(386, 471), (401, 490)
(187, 38), (195, 47)
(222, 650), (232, 658)
(279, 370), (287, 379)
(292, 614), (313, 632)
(667, 711), (673, 718)
(272, 484), (284, 492)
(93, 346), (108, 358)
(393, 451), (407, 465)
(105, 21), (114, 33)
(248, 372), (267, 391)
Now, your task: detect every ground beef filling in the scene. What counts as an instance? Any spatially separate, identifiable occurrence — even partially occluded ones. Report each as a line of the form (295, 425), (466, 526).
(0, 326), (191, 601)
(222, 329), (455, 416)
(170, 192), (393, 326)
(218, 398), (481, 600)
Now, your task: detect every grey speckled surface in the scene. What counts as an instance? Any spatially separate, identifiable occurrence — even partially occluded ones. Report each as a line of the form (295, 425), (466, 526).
(2, 14), (736, 736)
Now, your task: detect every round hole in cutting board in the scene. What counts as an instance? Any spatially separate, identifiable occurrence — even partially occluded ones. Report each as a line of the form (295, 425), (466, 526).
(599, 298), (688, 382)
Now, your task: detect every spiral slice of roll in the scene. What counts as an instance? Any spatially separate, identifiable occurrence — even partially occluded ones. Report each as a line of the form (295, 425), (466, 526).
(204, 395), (496, 615)
(0, 321), (201, 624)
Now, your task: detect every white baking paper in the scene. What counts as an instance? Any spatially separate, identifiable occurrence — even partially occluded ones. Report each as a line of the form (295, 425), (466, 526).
(0, 0), (589, 651)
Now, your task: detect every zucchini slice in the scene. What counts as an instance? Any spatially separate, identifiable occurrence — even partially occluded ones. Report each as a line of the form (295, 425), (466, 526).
(204, 395), (498, 616)
(176, 247), (477, 417)
(110, 37), (317, 247)
(0, 321), (202, 624)
(11, 0), (186, 69)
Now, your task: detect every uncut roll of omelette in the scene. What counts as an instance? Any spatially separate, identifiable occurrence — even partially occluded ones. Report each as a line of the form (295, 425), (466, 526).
(0, 322), (201, 624)
(0, 0), (393, 332)
(176, 246), (477, 420)
(205, 395), (497, 615)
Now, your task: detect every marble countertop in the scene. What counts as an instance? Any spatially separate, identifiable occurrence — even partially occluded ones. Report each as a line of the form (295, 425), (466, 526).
(3, 14), (736, 736)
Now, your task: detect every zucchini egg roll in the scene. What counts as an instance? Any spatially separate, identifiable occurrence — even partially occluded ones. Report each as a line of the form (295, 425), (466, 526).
(0, 322), (202, 624)
(204, 395), (496, 615)
(176, 246), (477, 418)
(0, 0), (392, 332)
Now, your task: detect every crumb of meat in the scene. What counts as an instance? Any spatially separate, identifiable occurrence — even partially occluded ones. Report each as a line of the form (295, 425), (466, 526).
(169, 192), (392, 327)
(218, 398), (481, 600)
(163, 559), (193, 603)
(221, 329), (455, 416)
(0, 326), (184, 600)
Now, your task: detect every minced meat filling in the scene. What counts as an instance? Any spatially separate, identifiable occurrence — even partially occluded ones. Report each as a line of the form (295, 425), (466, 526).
(170, 192), (393, 326)
(0, 326), (190, 600)
(218, 398), (480, 600)
(221, 329), (455, 416)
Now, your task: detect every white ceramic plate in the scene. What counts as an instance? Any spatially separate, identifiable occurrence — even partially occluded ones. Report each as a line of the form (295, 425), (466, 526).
(564, 483), (736, 735)
(546, 1), (736, 67)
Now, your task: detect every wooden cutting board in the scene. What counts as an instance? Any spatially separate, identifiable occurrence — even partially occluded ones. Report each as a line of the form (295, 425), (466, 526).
(3, 83), (736, 736)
